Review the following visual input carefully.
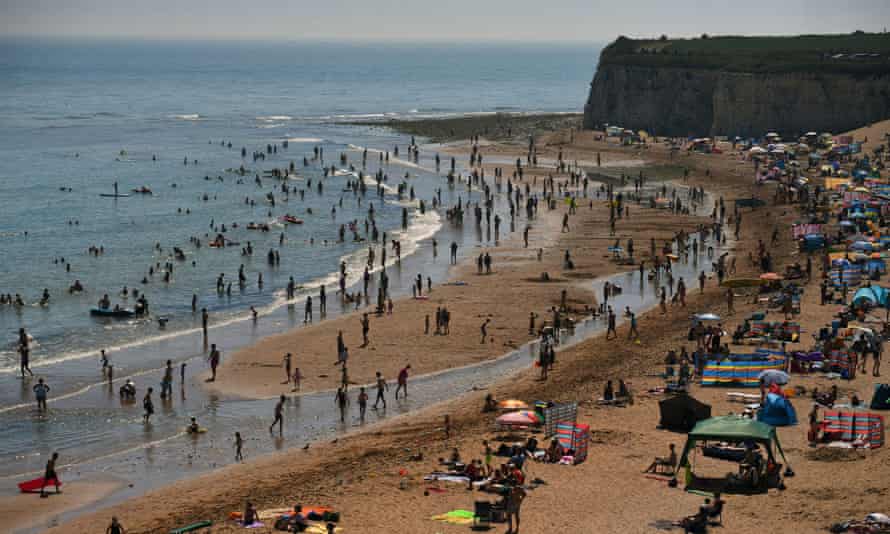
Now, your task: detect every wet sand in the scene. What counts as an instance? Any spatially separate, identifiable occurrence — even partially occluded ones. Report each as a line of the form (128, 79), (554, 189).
(23, 121), (886, 533)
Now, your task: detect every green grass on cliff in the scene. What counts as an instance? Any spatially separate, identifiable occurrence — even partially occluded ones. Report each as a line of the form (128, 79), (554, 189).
(600, 32), (890, 76)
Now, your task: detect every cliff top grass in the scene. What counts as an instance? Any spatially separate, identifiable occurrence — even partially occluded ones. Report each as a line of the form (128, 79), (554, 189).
(600, 32), (890, 76)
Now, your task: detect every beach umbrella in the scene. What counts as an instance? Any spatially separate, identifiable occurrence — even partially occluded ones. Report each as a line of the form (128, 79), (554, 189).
(759, 272), (783, 281)
(498, 399), (528, 410)
(854, 186), (871, 193)
(694, 313), (721, 322)
(496, 410), (540, 426)
(758, 369), (790, 386)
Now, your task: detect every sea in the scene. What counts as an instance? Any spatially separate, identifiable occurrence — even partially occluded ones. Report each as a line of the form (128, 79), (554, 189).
(0, 37), (601, 515)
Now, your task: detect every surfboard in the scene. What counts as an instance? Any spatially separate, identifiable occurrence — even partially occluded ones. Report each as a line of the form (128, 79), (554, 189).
(18, 476), (61, 493)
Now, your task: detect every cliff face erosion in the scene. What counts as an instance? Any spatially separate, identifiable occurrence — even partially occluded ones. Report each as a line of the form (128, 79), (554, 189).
(583, 34), (890, 137)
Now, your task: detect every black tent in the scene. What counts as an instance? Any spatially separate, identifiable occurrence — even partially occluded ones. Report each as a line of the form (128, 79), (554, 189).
(658, 394), (712, 432)
(871, 384), (890, 410)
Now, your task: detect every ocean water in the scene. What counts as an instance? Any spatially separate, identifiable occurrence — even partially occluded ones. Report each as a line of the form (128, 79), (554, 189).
(0, 38), (599, 491)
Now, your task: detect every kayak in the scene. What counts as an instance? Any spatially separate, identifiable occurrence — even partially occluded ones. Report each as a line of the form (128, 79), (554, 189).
(91, 307), (140, 318)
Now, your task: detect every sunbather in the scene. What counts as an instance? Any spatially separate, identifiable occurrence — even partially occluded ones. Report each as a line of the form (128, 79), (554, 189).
(644, 443), (676, 474)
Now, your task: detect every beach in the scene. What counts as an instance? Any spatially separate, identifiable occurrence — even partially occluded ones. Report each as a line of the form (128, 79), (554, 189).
(9, 111), (890, 534)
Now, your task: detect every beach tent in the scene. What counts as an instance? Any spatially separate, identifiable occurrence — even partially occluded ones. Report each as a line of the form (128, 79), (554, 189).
(679, 416), (788, 468)
(852, 286), (889, 308)
(555, 422), (589, 464)
(822, 410), (885, 448)
(871, 384), (890, 411)
(658, 394), (712, 432)
(757, 392), (798, 426)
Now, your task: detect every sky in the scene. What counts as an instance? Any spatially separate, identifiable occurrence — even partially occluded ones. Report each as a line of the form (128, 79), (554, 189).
(1, 0), (889, 42)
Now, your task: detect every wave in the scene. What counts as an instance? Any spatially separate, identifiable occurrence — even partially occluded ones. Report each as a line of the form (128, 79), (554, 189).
(257, 123), (285, 129)
(286, 137), (324, 144)
(256, 115), (293, 122)
(170, 113), (201, 120)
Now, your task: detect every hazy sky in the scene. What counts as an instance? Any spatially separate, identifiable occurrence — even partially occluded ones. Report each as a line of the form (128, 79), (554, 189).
(2, 0), (889, 42)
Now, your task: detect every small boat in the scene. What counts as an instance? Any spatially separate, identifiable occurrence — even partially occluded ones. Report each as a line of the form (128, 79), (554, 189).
(281, 215), (303, 225)
(90, 307), (140, 318)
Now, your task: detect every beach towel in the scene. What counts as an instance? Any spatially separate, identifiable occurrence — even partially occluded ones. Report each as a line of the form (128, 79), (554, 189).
(431, 509), (476, 525)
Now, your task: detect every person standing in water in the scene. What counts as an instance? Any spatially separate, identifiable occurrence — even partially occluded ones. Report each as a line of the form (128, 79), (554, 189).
(270, 394), (285, 435)
(160, 360), (174, 399)
(395, 365), (410, 399)
(19, 328), (33, 378)
(335, 386), (349, 423)
(357, 386), (368, 421)
(33, 377), (50, 412)
(372, 371), (388, 409)
(142, 387), (154, 423)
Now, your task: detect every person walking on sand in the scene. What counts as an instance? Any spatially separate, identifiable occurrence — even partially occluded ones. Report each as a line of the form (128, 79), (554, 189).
(234, 431), (244, 461)
(480, 318), (491, 344)
(627, 311), (639, 341)
(606, 307), (617, 339)
(372, 371), (388, 409)
(361, 313), (370, 347)
(207, 344), (220, 382)
(282, 352), (292, 384)
(357, 386), (368, 421)
(143, 387), (154, 423)
(335, 386), (349, 423)
(33, 377), (50, 412)
(40, 452), (60, 498)
(395, 365), (410, 399)
(270, 394), (285, 435)
(698, 271), (706, 294)
(201, 308), (209, 338)
(19, 327), (34, 378)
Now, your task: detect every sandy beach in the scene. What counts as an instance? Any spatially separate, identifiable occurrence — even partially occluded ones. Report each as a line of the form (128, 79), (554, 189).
(15, 117), (890, 534)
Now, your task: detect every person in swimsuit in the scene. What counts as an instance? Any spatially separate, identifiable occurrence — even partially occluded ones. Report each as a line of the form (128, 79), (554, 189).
(270, 394), (285, 435)
(143, 387), (154, 423)
(234, 431), (244, 461)
(160, 360), (173, 399)
(372, 371), (388, 409)
(357, 386), (368, 421)
(19, 328), (34, 377)
(207, 344), (220, 382)
(33, 378), (50, 412)
(40, 452), (60, 497)
(394, 365), (410, 399)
